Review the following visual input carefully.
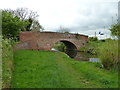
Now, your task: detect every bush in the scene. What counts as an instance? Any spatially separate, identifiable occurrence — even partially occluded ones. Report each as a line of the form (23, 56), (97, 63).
(89, 37), (98, 42)
(98, 40), (118, 70)
(2, 10), (29, 40)
(2, 38), (15, 88)
(54, 42), (67, 52)
(80, 41), (98, 55)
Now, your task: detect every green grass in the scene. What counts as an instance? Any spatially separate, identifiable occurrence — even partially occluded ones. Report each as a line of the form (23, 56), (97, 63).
(98, 40), (118, 70)
(80, 40), (119, 70)
(11, 50), (118, 88)
(79, 41), (100, 55)
(2, 38), (15, 88)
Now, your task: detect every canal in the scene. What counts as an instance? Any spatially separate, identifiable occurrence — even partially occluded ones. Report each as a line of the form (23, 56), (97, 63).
(74, 51), (100, 62)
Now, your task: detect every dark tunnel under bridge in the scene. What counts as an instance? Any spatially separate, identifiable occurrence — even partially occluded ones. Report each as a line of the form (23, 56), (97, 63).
(57, 40), (78, 58)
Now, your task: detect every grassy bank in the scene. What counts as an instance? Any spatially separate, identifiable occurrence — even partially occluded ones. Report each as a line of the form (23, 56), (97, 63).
(80, 39), (119, 70)
(79, 40), (103, 55)
(2, 38), (15, 88)
(11, 50), (118, 88)
(98, 40), (118, 70)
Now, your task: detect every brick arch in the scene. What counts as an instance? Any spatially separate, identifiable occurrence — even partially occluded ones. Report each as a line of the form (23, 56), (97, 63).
(52, 40), (78, 58)
(52, 40), (77, 49)
(60, 40), (77, 58)
(15, 31), (89, 56)
(60, 40), (77, 50)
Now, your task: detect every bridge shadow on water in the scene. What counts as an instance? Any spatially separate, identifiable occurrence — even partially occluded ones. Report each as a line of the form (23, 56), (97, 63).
(60, 40), (78, 58)
(65, 50), (77, 58)
(66, 50), (99, 62)
(53, 40), (99, 62)
(53, 40), (78, 58)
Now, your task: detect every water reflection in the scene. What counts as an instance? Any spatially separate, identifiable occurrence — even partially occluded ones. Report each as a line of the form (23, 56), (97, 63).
(74, 51), (100, 62)
(89, 58), (101, 62)
(51, 48), (100, 62)
(65, 50), (77, 58)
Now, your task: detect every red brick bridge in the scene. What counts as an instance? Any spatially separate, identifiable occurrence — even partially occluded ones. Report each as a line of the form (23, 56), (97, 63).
(15, 31), (88, 58)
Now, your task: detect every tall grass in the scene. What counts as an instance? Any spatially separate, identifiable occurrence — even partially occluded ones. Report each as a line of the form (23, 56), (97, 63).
(11, 50), (118, 88)
(2, 38), (15, 88)
(79, 41), (99, 55)
(98, 40), (118, 70)
(0, 36), (2, 89)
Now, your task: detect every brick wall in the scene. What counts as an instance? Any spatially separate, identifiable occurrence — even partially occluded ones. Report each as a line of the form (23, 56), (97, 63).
(14, 31), (88, 51)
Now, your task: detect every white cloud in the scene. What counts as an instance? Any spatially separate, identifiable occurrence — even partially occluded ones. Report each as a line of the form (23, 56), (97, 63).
(0, 0), (118, 39)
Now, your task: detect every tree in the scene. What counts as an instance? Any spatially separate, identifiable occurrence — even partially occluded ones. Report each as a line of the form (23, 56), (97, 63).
(109, 24), (120, 37)
(8, 8), (39, 21)
(89, 37), (98, 41)
(57, 26), (70, 33)
(2, 10), (29, 40)
(5, 8), (43, 31)
(29, 19), (44, 31)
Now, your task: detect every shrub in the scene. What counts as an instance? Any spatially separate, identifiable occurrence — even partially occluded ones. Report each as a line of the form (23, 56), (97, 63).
(53, 42), (67, 52)
(80, 41), (99, 55)
(2, 38), (15, 88)
(2, 11), (29, 40)
(98, 40), (118, 70)
(89, 37), (98, 42)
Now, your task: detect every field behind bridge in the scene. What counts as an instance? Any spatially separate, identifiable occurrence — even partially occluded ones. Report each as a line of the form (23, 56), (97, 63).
(10, 50), (118, 88)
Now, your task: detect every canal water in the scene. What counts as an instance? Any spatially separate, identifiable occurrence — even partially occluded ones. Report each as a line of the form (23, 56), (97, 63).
(74, 51), (100, 62)
(51, 48), (100, 62)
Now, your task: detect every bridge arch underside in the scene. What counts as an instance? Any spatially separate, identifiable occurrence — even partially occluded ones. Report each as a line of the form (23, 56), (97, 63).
(55, 40), (77, 58)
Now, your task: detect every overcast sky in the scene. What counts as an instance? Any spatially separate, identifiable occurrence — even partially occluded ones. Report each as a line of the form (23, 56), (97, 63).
(0, 0), (119, 39)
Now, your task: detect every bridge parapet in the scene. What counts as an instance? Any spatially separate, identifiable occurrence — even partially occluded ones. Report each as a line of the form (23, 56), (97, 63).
(15, 31), (88, 51)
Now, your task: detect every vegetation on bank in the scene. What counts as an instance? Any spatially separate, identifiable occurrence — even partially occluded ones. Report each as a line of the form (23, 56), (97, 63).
(2, 8), (43, 88)
(2, 7), (119, 88)
(110, 24), (120, 37)
(79, 37), (109, 54)
(53, 42), (67, 52)
(2, 38), (15, 88)
(79, 40), (99, 55)
(79, 37), (119, 71)
(2, 11), (29, 40)
(2, 8), (43, 40)
(98, 40), (118, 70)
(11, 50), (118, 88)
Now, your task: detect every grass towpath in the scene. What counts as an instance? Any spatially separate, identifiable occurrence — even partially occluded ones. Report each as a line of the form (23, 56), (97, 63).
(11, 50), (118, 88)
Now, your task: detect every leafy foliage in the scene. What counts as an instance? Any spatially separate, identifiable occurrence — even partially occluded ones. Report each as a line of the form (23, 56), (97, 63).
(98, 40), (118, 70)
(89, 37), (98, 41)
(54, 42), (67, 52)
(2, 38), (15, 88)
(79, 41), (99, 55)
(109, 24), (120, 37)
(5, 8), (44, 31)
(2, 10), (29, 40)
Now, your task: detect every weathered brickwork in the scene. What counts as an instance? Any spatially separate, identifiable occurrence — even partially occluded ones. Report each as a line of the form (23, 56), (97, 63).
(14, 31), (88, 51)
